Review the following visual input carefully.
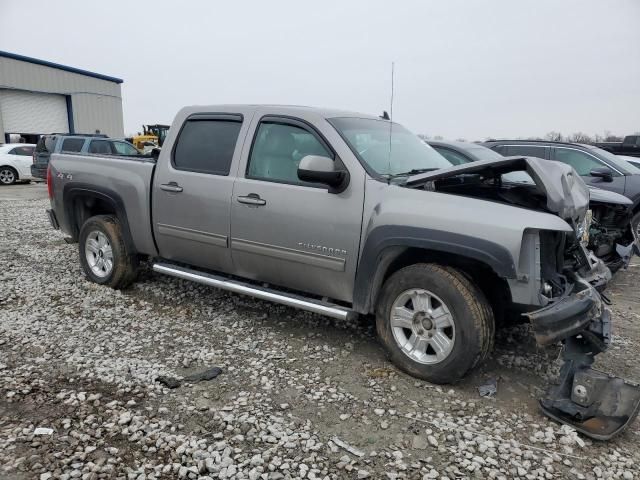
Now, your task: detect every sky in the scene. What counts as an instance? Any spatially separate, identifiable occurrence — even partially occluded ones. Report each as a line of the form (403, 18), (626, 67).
(1, 0), (639, 140)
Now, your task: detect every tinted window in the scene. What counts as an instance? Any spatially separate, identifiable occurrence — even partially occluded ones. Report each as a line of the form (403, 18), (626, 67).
(113, 142), (139, 155)
(247, 122), (332, 184)
(431, 146), (469, 165)
(89, 140), (113, 154)
(492, 145), (507, 156)
(61, 138), (85, 153)
(9, 146), (34, 156)
(173, 120), (241, 175)
(552, 148), (609, 176)
(505, 145), (547, 159)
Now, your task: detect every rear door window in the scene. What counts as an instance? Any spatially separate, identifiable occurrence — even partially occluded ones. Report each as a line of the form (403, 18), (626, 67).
(504, 145), (548, 159)
(431, 146), (470, 165)
(173, 118), (242, 175)
(112, 141), (139, 156)
(9, 146), (35, 156)
(61, 138), (85, 153)
(89, 140), (115, 154)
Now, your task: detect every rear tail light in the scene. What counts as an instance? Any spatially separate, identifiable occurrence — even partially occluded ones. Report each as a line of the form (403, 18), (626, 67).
(47, 165), (53, 199)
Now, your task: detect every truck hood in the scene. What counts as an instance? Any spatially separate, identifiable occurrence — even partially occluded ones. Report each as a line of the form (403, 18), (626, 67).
(406, 156), (589, 222)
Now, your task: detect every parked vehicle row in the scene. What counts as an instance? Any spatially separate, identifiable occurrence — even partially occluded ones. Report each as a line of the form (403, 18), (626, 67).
(0, 143), (35, 185)
(45, 104), (640, 439)
(596, 135), (640, 158)
(31, 134), (143, 179)
(428, 140), (638, 273)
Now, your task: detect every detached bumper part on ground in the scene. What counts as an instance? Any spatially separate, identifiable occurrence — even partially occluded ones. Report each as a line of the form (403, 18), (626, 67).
(526, 281), (640, 439)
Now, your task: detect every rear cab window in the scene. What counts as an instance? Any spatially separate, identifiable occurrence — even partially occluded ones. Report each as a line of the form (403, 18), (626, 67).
(172, 116), (243, 175)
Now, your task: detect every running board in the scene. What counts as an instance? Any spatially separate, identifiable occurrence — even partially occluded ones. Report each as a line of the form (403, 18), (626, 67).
(152, 262), (355, 321)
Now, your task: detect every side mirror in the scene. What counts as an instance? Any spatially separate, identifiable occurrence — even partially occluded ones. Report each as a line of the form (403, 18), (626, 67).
(151, 147), (161, 160)
(590, 167), (613, 182)
(297, 155), (349, 193)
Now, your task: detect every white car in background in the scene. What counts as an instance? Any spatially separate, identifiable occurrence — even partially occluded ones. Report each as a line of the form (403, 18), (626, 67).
(0, 143), (36, 185)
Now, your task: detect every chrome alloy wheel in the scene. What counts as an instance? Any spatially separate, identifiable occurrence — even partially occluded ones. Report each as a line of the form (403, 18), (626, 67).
(0, 168), (16, 184)
(85, 230), (114, 278)
(390, 288), (456, 364)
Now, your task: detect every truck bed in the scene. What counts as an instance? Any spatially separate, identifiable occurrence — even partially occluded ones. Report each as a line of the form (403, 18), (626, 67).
(49, 152), (158, 256)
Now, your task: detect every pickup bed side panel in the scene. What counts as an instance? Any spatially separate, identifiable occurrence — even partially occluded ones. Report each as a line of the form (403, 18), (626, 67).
(50, 153), (157, 256)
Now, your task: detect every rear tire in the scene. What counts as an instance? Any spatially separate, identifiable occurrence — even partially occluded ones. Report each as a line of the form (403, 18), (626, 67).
(78, 215), (138, 289)
(0, 166), (18, 185)
(376, 263), (494, 384)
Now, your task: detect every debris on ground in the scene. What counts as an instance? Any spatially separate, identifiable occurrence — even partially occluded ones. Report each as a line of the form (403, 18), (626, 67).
(331, 436), (365, 457)
(478, 377), (498, 397)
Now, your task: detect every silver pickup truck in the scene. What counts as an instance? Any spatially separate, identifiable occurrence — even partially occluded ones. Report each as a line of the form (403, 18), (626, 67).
(46, 105), (640, 439)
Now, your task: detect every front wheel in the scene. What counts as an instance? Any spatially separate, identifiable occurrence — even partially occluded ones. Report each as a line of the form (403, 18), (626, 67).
(78, 215), (138, 289)
(376, 263), (494, 384)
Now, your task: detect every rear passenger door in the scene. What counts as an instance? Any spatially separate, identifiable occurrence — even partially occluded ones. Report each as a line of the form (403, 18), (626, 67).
(152, 112), (251, 274)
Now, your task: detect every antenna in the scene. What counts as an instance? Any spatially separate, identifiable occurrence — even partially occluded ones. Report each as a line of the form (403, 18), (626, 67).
(387, 61), (395, 182)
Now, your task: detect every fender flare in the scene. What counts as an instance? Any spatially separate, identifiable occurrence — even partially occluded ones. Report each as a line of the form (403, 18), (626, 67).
(352, 226), (517, 313)
(62, 183), (137, 254)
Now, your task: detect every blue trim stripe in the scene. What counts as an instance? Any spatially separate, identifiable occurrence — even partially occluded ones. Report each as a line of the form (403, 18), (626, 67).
(66, 96), (75, 134)
(0, 50), (123, 84)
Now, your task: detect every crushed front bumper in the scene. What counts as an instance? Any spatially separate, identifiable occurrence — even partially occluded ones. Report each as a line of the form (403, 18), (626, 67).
(525, 280), (640, 439)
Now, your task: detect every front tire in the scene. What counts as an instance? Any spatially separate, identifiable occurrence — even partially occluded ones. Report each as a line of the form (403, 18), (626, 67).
(79, 215), (138, 289)
(376, 263), (494, 384)
(0, 166), (18, 185)
(632, 211), (640, 241)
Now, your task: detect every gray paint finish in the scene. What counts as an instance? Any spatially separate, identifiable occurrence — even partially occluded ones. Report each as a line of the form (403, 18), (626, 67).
(50, 104), (590, 311)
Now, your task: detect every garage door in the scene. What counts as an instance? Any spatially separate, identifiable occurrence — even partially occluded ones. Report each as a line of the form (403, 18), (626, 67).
(0, 89), (69, 134)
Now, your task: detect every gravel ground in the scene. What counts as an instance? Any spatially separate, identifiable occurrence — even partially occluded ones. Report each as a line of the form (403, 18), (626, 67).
(1, 184), (640, 480)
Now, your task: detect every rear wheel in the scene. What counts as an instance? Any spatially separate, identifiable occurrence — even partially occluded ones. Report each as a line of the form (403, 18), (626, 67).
(376, 263), (494, 384)
(0, 166), (18, 185)
(79, 215), (138, 289)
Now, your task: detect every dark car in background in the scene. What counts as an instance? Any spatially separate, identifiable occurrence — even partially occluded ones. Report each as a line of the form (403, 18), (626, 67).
(596, 135), (640, 158)
(32, 134), (142, 179)
(482, 140), (640, 235)
(429, 140), (639, 272)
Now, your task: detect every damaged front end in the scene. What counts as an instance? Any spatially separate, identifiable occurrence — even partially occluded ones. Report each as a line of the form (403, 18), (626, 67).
(588, 193), (640, 272)
(525, 231), (640, 439)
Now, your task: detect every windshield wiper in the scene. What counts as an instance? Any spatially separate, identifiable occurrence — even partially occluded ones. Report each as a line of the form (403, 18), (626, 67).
(386, 167), (439, 179)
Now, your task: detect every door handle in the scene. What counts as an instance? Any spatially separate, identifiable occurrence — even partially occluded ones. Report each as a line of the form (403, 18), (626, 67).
(237, 193), (266, 206)
(160, 182), (183, 193)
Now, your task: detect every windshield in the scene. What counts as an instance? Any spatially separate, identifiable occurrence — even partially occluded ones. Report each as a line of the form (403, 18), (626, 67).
(328, 117), (451, 176)
(584, 145), (640, 174)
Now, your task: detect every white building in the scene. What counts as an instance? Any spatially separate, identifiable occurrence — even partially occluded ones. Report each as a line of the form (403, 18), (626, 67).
(0, 50), (124, 143)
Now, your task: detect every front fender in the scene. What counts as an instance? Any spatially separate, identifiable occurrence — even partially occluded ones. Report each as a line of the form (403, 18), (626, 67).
(352, 225), (516, 313)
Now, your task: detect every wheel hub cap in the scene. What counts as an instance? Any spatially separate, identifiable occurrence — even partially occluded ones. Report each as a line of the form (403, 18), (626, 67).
(85, 231), (114, 278)
(390, 288), (456, 365)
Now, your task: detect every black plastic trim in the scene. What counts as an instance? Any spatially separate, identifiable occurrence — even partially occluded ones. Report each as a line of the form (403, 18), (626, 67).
(62, 183), (137, 254)
(352, 225), (517, 313)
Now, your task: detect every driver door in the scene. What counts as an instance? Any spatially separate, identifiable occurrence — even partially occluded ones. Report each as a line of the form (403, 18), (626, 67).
(230, 114), (365, 302)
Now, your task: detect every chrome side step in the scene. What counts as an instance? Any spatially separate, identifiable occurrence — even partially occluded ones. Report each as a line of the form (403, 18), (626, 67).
(152, 262), (355, 321)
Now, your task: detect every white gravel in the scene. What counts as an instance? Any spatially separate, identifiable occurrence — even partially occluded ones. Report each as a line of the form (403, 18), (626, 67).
(1, 186), (639, 479)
